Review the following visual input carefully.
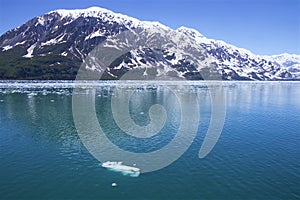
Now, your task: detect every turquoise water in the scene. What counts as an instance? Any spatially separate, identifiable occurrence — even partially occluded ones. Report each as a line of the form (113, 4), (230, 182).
(0, 81), (299, 199)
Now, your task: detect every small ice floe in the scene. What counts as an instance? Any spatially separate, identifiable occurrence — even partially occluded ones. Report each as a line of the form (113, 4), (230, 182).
(0, 100), (4, 102)
(111, 182), (117, 187)
(42, 89), (48, 96)
(50, 99), (55, 102)
(140, 112), (144, 115)
(102, 161), (140, 177)
(27, 92), (37, 97)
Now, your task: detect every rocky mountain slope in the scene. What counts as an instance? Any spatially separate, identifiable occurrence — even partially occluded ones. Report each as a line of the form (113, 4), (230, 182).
(0, 7), (299, 80)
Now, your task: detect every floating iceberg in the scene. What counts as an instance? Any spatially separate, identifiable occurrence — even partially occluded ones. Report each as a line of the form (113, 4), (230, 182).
(102, 161), (140, 177)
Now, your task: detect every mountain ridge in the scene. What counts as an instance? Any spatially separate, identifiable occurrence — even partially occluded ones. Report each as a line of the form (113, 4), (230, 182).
(0, 6), (299, 80)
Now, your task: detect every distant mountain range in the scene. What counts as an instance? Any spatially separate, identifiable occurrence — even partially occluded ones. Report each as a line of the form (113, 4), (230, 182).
(0, 7), (299, 80)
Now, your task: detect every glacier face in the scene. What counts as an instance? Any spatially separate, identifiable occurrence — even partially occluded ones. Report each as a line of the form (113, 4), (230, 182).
(0, 7), (299, 80)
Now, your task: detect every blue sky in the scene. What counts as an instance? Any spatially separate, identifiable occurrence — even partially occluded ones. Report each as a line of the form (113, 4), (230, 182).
(0, 0), (299, 55)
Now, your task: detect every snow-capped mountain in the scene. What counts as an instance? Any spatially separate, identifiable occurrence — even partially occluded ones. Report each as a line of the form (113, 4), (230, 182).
(0, 7), (299, 80)
(263, 53), (300, 68)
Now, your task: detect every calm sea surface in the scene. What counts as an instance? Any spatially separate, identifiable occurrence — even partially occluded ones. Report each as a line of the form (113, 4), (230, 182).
(0, 81), (299, 199)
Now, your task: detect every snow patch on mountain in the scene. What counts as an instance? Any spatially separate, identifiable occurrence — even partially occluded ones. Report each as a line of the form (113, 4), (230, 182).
(2, 41), (26, 52)
(23, 43), (37, 58)
(177, 26), (255, 57)
(50, 6), (169, 31)
(41, 34), (67, 46)
(36, 16), (46, 26)
(84, 30), (105, 40)
(2, 45), (13, 51)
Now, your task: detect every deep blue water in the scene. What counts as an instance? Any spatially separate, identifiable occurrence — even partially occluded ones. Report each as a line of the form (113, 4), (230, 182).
(0, 81), (299, 199)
